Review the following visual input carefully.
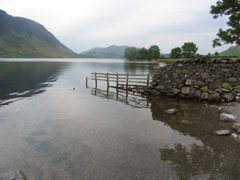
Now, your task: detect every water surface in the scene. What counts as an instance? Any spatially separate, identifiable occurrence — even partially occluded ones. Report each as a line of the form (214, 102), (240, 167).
(0, 59), (239, 180)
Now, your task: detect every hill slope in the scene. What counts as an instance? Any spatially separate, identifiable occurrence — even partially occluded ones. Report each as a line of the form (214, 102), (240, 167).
(79, 45), (129, 58)
(220, 45), (240, 57)
(0, 10), (76, 58)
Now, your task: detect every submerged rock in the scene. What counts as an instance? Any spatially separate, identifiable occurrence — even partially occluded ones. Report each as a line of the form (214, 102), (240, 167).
(0, 170), (15, 180)
(0, 170), (26, 180)
(165, 108), (178, 115)
(214, 130), (230, 136)
(180, 120), (193, 125)
(219, 113), (237, 122)
(232, 122), (240, 133)
(231, 133), (238, 139)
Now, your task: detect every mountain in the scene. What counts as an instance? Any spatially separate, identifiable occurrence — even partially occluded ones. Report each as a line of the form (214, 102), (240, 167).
(79, 45), (129, 58)
(0, 10), (76, 58)
(220, 45), (240, 57)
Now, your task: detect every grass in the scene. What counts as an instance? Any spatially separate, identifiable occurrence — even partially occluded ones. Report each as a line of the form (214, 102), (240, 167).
(156, 58), (184, 63)
(155, 57), (239, 64)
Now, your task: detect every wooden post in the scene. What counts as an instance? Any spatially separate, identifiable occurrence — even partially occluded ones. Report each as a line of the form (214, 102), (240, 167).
(86, 77), (88, 88)
(126, 73), (129, 103)
(126, 73), (129, 90)
(106, 73), (109, 98)
(116, 73), (119, 100)
(95, 72), (97, 88)
(147, 74), (150, 87)
(106, 73), (109, 88)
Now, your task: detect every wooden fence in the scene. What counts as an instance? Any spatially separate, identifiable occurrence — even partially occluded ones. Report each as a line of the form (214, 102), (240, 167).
(86, 72), (152, 91)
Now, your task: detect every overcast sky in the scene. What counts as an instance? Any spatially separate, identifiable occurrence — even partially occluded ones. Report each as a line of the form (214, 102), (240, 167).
(0, 0), (233, 54)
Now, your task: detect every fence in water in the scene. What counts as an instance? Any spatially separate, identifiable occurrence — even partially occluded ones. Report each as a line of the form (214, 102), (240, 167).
(86, 72), (153, 107)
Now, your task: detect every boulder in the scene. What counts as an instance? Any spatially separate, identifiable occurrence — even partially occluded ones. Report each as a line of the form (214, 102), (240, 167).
(222, 93), (234, 102)
(208, 92), (221, 101)
(185, 79), (194, 85)
(200, 86), (208, 92)
(200, 92), (209, 100)
(222, 83), (232, 90)
(219, 113), (237, 122)
(201, 72), (210, 79)
(181, 87), (195, 95)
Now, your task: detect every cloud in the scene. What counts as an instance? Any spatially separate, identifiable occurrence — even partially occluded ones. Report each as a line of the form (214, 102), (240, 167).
(0, 0), (231, 54)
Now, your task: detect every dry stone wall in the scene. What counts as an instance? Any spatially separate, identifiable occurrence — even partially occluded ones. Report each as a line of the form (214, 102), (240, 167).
(150, 58), (240, 102)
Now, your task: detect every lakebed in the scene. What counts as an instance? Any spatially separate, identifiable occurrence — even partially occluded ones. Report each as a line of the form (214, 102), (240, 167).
(0, 58), (239, 180)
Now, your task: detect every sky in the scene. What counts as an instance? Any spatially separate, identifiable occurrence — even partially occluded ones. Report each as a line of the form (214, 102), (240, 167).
(0, 0), (233, 54)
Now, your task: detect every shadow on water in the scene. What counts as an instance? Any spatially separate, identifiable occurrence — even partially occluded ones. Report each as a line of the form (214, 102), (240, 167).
(0, 62), (68, 107)
(88, 85), (240, 179)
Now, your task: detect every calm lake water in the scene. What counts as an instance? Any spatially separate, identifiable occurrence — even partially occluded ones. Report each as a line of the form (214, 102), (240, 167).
(0, 59), (239, 180)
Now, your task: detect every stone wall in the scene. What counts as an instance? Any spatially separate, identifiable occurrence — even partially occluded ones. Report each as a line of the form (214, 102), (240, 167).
(150, 58), (240, 102)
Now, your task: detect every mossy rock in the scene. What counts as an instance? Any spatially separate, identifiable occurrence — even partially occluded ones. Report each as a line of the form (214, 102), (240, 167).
(200, 86), (208, 92)
(222, 83), (232, 90)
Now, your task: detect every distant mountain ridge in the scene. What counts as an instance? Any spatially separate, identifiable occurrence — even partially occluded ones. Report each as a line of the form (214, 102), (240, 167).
(220, 45), (240, 57)
(0, 10), (76, 58)
(79, 45), (129, 58)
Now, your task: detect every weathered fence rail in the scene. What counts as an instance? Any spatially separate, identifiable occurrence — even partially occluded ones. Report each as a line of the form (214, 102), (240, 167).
(86, 72), (152, 91)
(86, 72), (152, 105)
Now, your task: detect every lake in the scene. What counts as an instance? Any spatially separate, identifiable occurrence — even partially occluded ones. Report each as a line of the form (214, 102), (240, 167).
(0, 59), (239, 180)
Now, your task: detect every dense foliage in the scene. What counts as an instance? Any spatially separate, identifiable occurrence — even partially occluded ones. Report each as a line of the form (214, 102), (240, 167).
(210, 0), (240, 47)
(170, 47), (182, 58)
(181, 42), (198, 58)
(124, 45), (160, 60)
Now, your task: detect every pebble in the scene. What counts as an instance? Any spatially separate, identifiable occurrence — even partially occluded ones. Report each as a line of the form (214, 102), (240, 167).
(214, 130), (230, 136)
(180, 120), (193, 125)
(231, 133), (238, 139)
(165, 108), (178, 115)
(232, 122), (240, 133)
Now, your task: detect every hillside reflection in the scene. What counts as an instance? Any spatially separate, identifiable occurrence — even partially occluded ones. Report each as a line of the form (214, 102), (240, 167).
(0, 62), (68, 107)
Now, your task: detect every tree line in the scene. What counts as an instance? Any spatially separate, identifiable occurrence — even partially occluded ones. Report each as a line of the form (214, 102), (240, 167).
(124, 45), (160, 60)
(124, 42), (199, 60)
(125, 0), (240, 61)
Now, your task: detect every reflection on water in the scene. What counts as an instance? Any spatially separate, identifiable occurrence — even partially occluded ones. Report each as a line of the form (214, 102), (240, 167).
(150, 97), (240, 180)
(0, 59), (239, 180)
(89, 87), (150, 108)
(0, 62), (68, 106)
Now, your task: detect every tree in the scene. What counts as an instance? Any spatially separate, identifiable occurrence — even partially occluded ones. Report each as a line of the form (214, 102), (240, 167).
(210, 0), (240, 47)
(124, 47), (139, 60)
(139, 47), (149, 60)
(148, 45), (160, 60)
(181, 42), (198, 58)
(214, 52), (219, 57)
(170, 47), (182, 58)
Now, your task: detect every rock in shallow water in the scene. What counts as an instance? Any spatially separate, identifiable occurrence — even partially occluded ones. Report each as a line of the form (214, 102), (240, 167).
(0, 170), (15, 180)
(214, 130), (230, 136)
(231, 133), (238, 139)
(219, 113), (237, 122)
(165, 108), (178, 115)
(232, 122), (240, 133)
(0, 170), (26, 180)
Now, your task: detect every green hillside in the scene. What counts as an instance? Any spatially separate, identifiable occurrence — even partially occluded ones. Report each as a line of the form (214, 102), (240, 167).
(220, 45), (240, 57)
(79, 45), (129, 58)
(0, 10), (77, 58)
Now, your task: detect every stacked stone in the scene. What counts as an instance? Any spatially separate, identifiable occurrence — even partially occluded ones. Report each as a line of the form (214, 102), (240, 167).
(150, 58), (240, 102)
